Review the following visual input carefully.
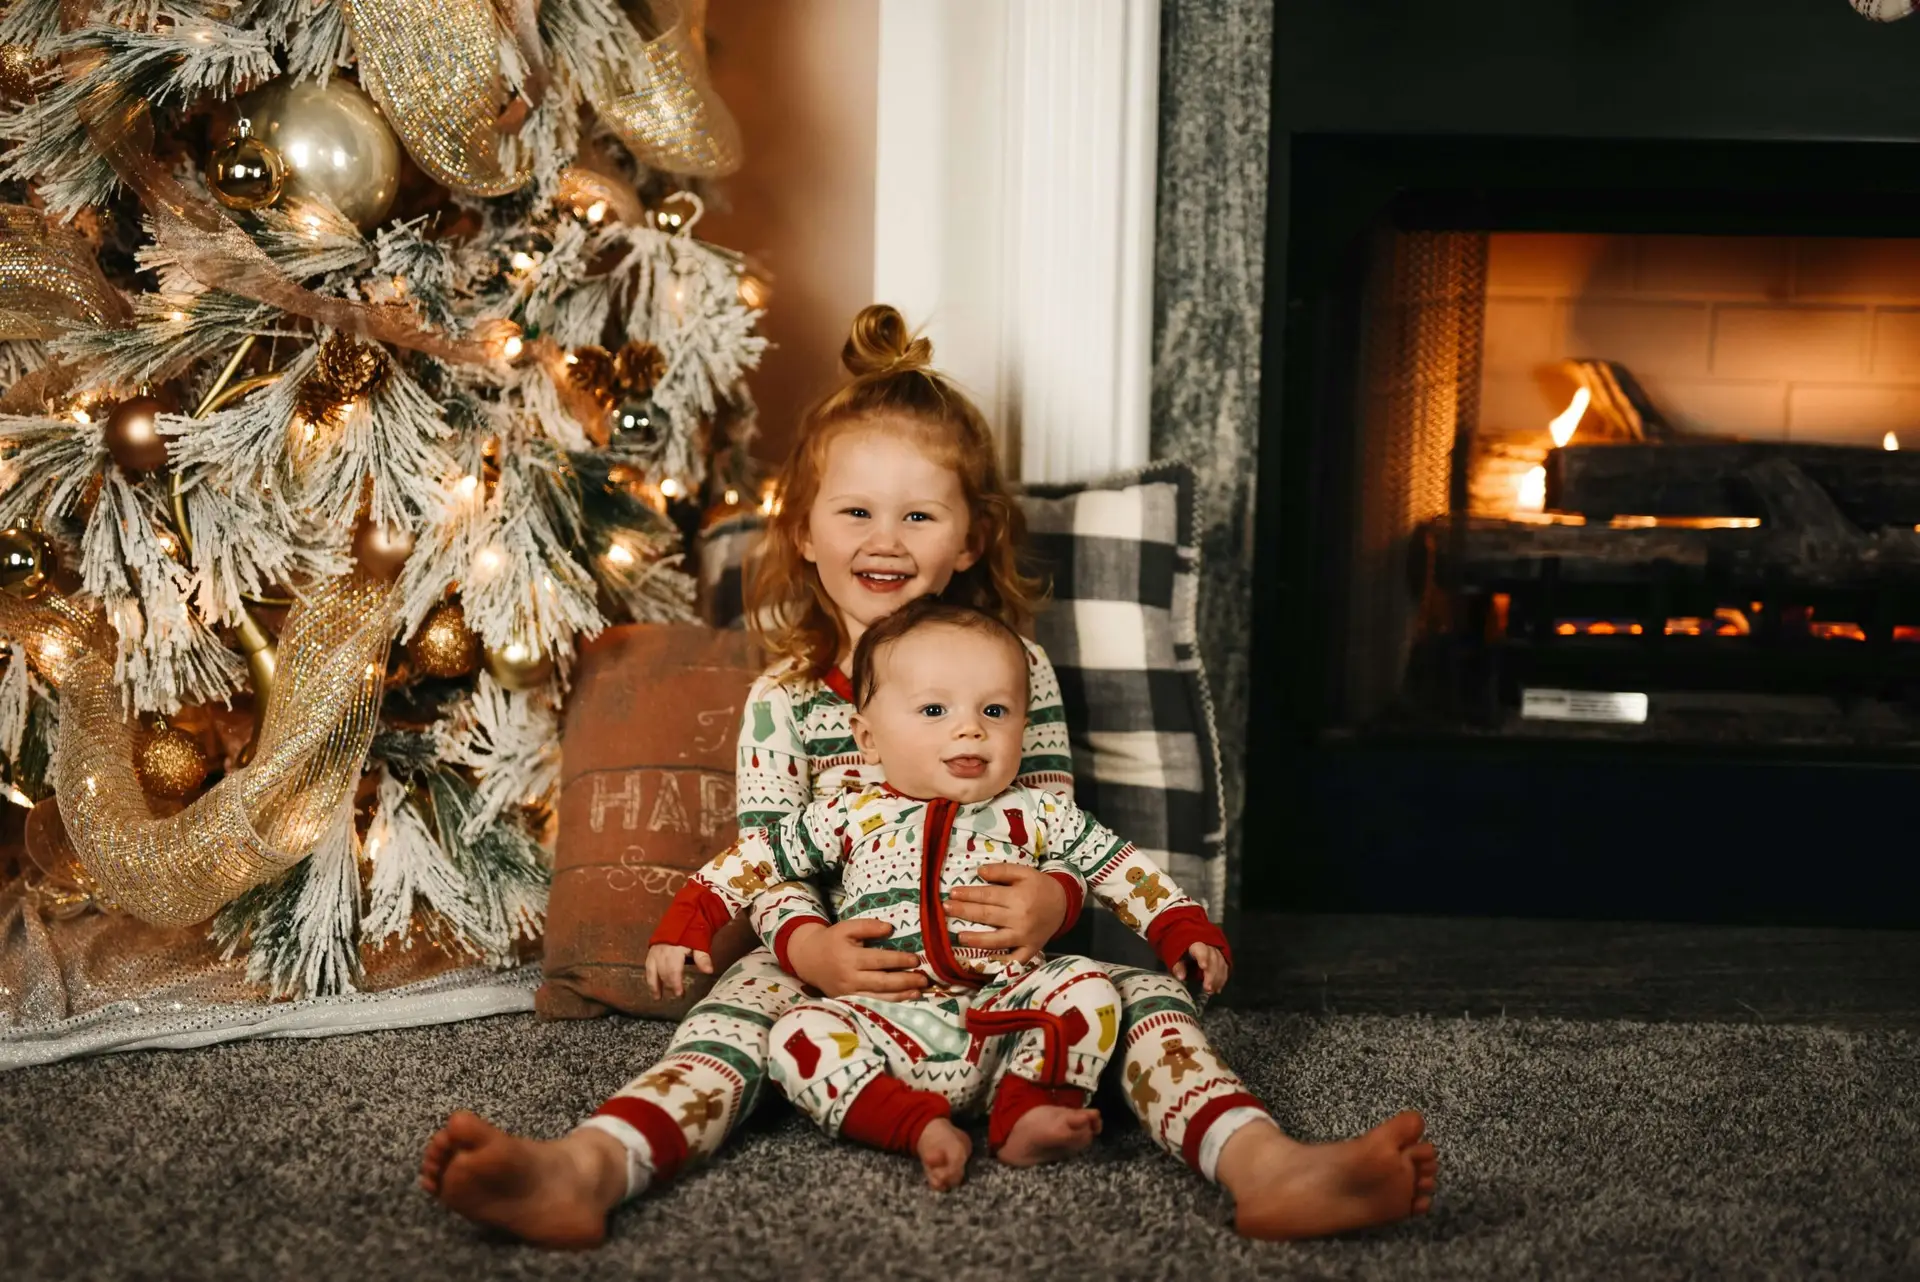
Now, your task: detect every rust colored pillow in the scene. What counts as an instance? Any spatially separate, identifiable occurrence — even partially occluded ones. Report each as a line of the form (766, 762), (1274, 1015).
(537, 623), (763, 1020)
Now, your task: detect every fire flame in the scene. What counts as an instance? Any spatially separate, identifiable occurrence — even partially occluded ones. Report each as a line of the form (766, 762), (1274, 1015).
(1887, 431), (1901, 452)
(1549, 387), (1591, 450)
(1517, 466), (1547, 512)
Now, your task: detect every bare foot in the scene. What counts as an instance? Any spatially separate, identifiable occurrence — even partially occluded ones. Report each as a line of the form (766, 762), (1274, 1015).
(420, 1110), (628, 1249)
(994, 1105), (1103, 1167)
(916, 1117), (972, 1191)
(1217, 1112), (1439, 1240)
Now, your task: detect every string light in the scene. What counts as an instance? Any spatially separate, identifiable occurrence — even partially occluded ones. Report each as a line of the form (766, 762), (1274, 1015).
(659, 477), (683, 499)
(606, 542), (635, 567)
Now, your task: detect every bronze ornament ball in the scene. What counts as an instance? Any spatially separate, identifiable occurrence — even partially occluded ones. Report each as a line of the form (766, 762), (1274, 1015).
(0, 526), (52, 598)
(103, 396), (170, 473)
(351, 516), (414, 581)
(231, 77), (401, 230)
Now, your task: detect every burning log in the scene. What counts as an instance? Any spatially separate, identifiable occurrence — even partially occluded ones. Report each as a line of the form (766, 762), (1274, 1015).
(1546, 440), (1920, 527)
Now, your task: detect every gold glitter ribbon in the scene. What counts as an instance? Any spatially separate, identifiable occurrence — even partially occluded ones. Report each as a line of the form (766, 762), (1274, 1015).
(0, 576), (392, 927)
(0, 204), (132, 339)
(74, 85), (498, 367)
(344, 0), (533, 197)
(590, 0), (742, 178)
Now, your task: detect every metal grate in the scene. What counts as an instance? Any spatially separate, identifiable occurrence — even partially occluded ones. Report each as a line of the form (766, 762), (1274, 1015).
(1342, 230), (1487, 724)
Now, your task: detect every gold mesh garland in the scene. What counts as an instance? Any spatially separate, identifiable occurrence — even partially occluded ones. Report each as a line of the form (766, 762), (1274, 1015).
(0, 576), (392, 928)
(0, 204), (132, 339)
(590, 0), (742, 178)
(343, 0), (533, 197)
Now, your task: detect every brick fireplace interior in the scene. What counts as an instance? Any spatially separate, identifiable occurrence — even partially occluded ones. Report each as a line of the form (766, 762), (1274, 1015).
(1245, 122), (1920, 929)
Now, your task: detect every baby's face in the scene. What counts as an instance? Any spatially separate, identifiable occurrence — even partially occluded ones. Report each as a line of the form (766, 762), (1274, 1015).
(852, 624), (1027, 804)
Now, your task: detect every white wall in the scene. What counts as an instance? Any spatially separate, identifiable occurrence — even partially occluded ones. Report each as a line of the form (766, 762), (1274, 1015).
(872, 0), (1161, 484)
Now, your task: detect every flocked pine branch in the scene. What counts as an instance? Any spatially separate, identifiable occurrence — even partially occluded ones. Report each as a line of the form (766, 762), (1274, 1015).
(296, 354), (456, 529)
(84, 470), (246, 712)
(213, 797), (362, 997)
(435, 673), (560, 837)
(362, 765), (477, 950)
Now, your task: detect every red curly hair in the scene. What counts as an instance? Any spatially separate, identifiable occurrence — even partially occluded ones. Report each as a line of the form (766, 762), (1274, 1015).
(748, 304), (1043, 677)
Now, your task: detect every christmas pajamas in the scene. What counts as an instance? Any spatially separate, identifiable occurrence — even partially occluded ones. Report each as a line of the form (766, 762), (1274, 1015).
(579, 644), (1271, 1196)
(767, 954), (1122, 1155)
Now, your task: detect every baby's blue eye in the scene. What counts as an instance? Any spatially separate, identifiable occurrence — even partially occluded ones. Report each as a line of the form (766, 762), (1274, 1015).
(983, 704), (1009, 719)
(919, 703), (946, 718)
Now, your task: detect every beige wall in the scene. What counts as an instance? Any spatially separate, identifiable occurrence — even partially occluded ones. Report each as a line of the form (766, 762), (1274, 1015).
(1480, 232), (1920, 449)
(701, 0), (879, 463)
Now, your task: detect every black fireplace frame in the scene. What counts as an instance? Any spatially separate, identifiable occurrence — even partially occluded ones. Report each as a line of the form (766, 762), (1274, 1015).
(1245, 2), (1920, 928)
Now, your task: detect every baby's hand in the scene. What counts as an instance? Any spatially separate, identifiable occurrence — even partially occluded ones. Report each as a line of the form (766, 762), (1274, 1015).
(1171, 942), (1229, 995)
(645, 943), (712, 999)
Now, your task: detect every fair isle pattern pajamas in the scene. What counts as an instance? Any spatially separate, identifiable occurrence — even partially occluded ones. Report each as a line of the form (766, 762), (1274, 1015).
(579, 644), (1269, 1195)
(660, 783), (1223, 1156)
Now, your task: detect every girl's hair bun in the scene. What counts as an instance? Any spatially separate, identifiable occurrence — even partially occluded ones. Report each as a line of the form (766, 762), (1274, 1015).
(842, 303), (933, 377)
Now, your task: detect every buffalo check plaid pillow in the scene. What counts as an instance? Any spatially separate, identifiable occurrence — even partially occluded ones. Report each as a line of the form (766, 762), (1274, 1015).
(1018, 461), (1227, 917)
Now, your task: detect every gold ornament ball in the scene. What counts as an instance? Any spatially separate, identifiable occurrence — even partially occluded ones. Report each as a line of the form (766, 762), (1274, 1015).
(486, 639), (553, 692)
(0, 44), (46, 101)
(351, 516), (414, 581)
(103, 396), (170, 473)
(0, 526), (52, 598)
(136, 725), (210, 799)
(232, 77), (401, 230)
(408, 602), (481, 679)
(207, 129), (286, 211)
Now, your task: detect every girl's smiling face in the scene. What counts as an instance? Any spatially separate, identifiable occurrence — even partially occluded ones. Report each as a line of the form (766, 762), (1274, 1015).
(802, 423), (979, 659)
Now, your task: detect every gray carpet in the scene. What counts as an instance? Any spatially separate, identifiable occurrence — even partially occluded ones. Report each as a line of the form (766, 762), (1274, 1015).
(3, 1010), (1916, 1282)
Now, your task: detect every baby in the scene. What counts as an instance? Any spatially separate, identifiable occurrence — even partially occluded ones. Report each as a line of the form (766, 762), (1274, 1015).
(645, 598), (1231, 1190)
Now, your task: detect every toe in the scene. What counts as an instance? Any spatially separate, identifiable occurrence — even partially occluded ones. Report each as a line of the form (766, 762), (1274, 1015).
(1412, 1196), (1431, 1215)
(1409, 1141), (1437, 1163)
(446, 1110), (494, 1146)
(1383, 1111), (1426, 1146)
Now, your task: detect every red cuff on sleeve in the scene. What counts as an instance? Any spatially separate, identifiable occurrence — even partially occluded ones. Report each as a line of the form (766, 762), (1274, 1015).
(648, 882), (737, 953)
(771, 914), (831, 975)
(1144, 904), (1232, 973)
(1046, 871), (1085, 942)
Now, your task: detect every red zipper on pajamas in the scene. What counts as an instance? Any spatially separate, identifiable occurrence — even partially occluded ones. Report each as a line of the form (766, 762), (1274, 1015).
(917, 797), (977, 987)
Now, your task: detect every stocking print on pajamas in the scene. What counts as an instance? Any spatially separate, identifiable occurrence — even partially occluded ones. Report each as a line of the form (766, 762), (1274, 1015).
(648, 782), (1230, 1157)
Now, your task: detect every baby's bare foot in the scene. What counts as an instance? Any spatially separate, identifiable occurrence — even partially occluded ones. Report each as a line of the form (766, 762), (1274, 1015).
(995, 1105), (1103, 1167)
(423, 1110), (628, 1250)
(1218, 1111), (1438, 1240)
(916, 1117), (972, 1191)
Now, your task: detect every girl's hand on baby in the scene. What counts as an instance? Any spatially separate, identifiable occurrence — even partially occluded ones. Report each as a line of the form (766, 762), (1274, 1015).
(946, 864), (1067, 964)
(1171, 943), (1230, 995)
(645, 944), (712, 999)
(785, 919), (930, 998)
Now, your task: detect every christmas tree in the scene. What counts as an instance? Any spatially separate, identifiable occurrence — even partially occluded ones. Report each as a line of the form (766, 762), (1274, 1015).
(0, 0), (766, 999)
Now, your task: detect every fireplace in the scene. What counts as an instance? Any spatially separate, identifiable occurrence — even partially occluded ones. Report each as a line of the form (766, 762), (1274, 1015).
(1247, 132), (1920, 928)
